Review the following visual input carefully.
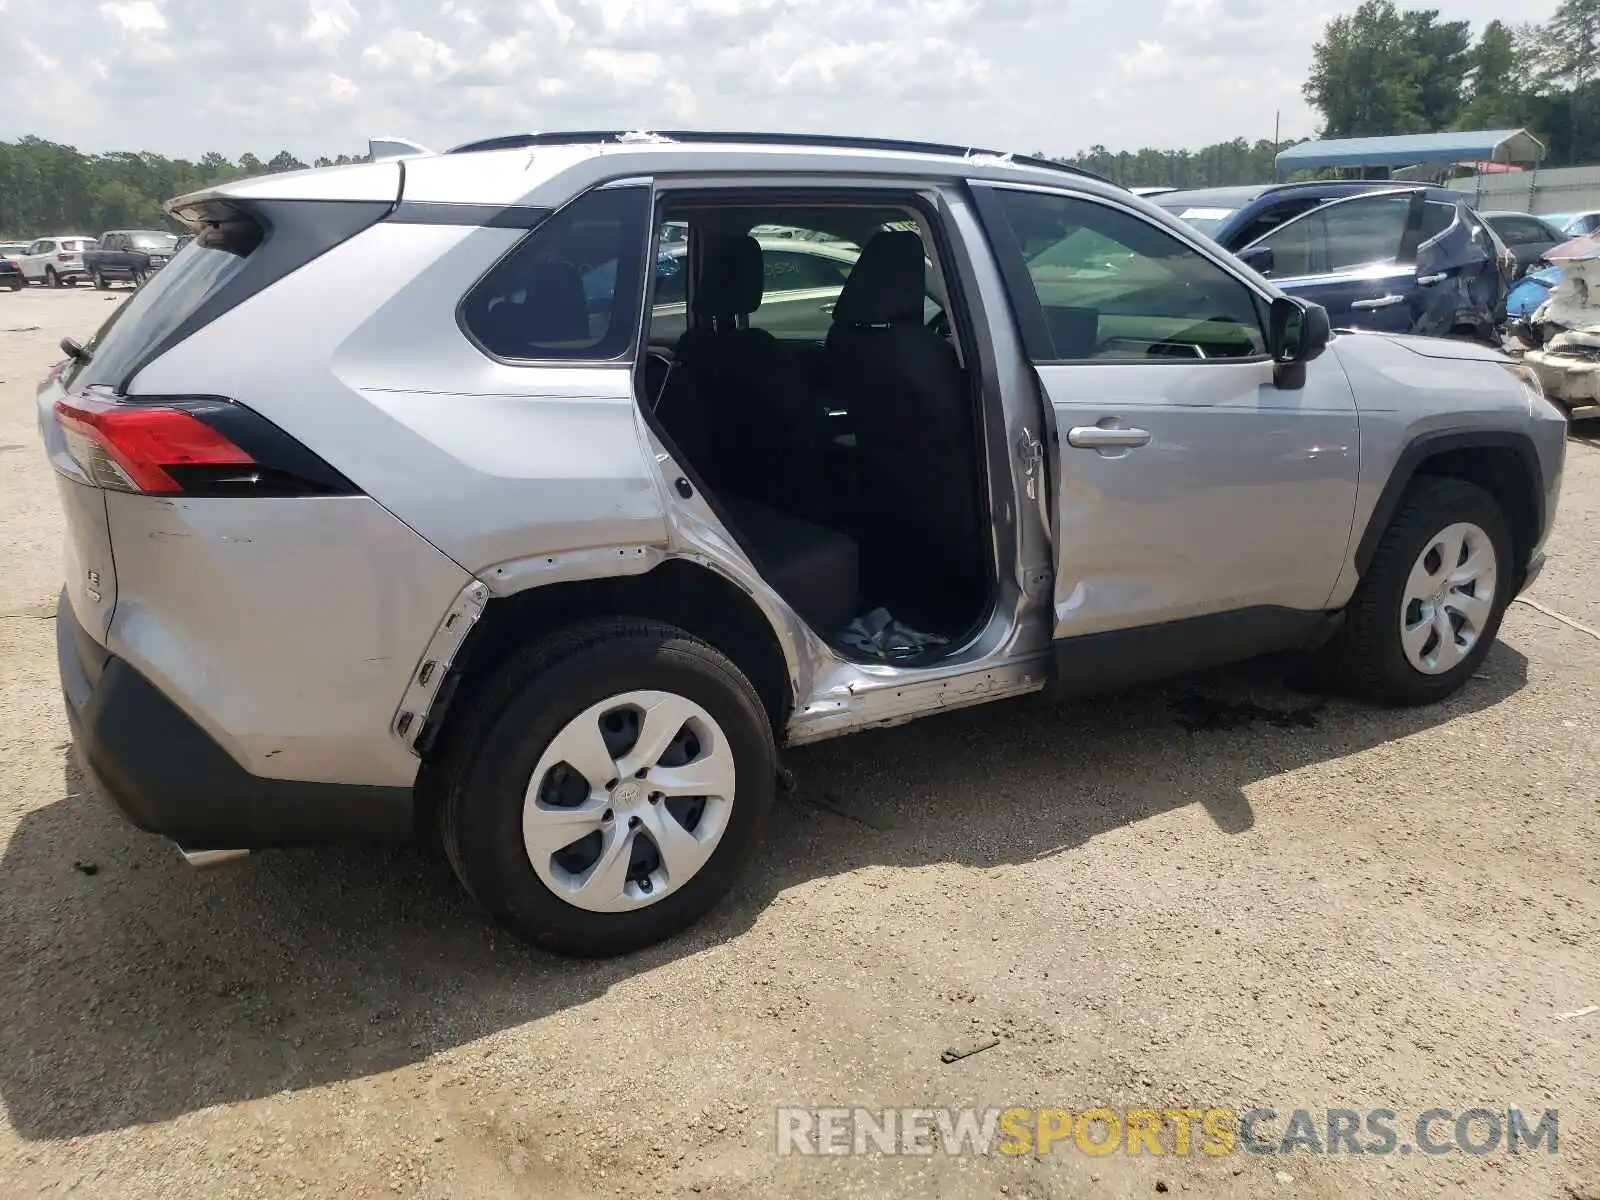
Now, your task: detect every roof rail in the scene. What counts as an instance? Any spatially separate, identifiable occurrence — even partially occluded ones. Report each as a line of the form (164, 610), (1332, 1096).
(444, 129), (1108, 184)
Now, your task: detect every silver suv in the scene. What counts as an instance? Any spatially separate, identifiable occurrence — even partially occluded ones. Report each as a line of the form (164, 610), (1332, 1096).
(40, 132), (1567, 957)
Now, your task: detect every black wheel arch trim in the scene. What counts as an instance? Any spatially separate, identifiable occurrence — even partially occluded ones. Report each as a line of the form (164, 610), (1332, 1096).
(1353, 428), (1544, 578)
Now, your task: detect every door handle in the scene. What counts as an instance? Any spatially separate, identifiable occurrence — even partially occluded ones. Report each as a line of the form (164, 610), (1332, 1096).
(819, 301), (837, 315)
(1067, 425), (1152, 450)
(1351, 294), (1407, 310)
(1416, 272), (1448, 286)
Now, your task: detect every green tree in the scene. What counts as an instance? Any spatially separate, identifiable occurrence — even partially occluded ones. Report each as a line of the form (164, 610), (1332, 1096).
(1304, 0), (1425, 136)
(1458, 20), (1535, 128)
(1543, 0), (1600, 160)
(1404, 10), (1472, 130)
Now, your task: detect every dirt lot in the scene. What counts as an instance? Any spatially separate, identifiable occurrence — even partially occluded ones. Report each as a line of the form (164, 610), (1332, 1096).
(2, 285), (1598, 1199)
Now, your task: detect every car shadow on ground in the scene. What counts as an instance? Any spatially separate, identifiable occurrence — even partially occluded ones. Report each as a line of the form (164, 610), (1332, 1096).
(0, 643), (1528, 1140)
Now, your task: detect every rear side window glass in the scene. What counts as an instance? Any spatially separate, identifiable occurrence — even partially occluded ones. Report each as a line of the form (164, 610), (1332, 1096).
(462, 186), (650, 362)
(65, 215), (263, 391)
(1420, 202), (1456, 243)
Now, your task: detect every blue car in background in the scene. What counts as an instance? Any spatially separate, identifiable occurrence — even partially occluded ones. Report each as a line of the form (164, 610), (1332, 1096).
(1154, 181), (1516, 341)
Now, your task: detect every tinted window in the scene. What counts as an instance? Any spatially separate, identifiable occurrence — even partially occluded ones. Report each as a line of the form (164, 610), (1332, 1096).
(65, 215), (263, 391)
(1493, 216), (1554, 245)
(983, 188), (1266, 362)
(462, 186), (649, 361)
(131, 232), (179, 251)
(762, 249), (850, 291)
(1420, 201), (1456, 243)
(1254, 193), (1412, 277)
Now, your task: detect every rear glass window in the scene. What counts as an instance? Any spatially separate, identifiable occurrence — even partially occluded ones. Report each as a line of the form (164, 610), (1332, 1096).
(1420, 201), (1456, 243)
(130, 232), (179, 251)
(64, 217), (261, 392)
(461, 186), (650, 361)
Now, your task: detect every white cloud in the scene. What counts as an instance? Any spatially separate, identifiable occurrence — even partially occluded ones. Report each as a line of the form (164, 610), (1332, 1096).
(0, 0), (1565, 162)
(100, 0), (165, 31)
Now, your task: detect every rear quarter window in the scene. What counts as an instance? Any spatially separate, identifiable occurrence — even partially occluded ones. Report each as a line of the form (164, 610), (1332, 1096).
(461, 185), (651, 362)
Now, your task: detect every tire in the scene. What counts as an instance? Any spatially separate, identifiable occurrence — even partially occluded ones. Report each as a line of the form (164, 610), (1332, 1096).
(93, 270), (108, 290)
(1324, 476), (1514, 706)
(433, 617), (776, 957)
(132, 268), (146, 288)
(4, 279), (20, 292)
(44, 267), (59, 288)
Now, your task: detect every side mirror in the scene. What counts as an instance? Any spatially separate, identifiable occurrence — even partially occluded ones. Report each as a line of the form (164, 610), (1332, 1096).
(1268, 297), (1330, 389)
(1238, 244), (1275, 275)
(60, 336), (87, 362)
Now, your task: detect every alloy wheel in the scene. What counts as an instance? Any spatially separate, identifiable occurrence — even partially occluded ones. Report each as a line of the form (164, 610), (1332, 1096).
(1400, 521), (1497, 675)
(522, 690), (736, 913)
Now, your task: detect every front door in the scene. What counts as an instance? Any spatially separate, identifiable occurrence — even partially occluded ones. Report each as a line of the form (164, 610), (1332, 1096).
(1237, 189), (1427, 334)
(969, 184), (1360, 657)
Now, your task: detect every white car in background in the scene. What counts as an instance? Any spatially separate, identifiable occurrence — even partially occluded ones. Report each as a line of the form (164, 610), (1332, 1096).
(17, 235), (97, 287)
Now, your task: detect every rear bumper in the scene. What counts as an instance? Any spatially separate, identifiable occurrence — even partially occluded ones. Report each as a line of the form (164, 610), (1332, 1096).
(57, 591), (415, 847)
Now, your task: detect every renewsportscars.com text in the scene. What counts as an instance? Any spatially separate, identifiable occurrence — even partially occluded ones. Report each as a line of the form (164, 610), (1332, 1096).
(775, 1106), (1560, 1158)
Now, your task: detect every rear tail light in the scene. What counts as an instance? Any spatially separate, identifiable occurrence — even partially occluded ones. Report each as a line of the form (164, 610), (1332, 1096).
(57, 252), (74, 261)
(53, 393), (358, 498)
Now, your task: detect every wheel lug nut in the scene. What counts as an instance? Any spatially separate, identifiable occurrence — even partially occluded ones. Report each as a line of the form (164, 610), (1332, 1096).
(605, 778), (618, 791)
(634, 767), (648, 779)
(649, 792), (661, 804)
(602, 809), (614, 822)
(628, 815), (642, 829)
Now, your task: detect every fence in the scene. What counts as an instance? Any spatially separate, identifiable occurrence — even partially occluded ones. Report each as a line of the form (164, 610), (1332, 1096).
(1447, 165), (1600, 216)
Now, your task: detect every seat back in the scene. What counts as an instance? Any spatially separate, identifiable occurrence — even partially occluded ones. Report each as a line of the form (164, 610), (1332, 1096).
(824, 232), (982, 590)
(671, 236), (833, 517)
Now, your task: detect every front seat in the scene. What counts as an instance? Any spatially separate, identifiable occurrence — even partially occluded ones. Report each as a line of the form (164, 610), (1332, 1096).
(671, 235), (838, 522)
(823, 231), (984, 613)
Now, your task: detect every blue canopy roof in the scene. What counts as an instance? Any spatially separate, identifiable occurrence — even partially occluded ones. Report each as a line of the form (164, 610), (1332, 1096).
(1276, 129), (1544, 171)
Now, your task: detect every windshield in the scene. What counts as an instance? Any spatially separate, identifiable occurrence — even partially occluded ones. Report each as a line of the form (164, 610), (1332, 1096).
(130, 232), (179, 251)
(1158, 204), (1239, 236)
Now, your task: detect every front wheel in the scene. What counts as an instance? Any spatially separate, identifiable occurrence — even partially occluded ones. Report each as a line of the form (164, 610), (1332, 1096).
(93, 270), (108, 290)
(433, 618), (776, 957)
(44, 267), (59, 288)
(1323, 476), (1513, 705)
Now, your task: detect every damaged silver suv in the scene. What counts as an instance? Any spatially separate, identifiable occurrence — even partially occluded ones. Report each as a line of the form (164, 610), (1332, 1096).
(41, 131), (1567, 956)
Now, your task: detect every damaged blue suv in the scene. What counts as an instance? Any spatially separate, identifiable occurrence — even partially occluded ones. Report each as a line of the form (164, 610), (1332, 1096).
(1156, 182), (1516, 342)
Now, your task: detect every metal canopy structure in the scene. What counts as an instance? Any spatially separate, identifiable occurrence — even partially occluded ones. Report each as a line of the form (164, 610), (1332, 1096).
(1275, 129), (1545, 172)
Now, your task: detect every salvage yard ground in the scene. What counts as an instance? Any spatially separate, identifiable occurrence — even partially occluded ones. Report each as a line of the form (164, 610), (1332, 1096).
(1, 286), (1598, 1199)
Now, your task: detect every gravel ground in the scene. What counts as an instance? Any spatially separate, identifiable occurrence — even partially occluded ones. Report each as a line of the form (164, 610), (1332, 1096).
(2, 286), (1598, 1199)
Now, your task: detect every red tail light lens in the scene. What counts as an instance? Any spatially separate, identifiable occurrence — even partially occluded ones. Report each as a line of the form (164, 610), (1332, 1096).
(55, 395), (254, 493)
(57, 252), (73, 261)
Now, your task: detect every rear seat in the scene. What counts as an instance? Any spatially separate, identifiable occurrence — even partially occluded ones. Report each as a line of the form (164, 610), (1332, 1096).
(718, 497), (859, 635)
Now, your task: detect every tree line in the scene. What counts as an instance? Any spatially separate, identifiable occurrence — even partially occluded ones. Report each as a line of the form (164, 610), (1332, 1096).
(4, 0), (1600, 235)
(1063, 1), (1600, 186)
(0, 143), (364, 241)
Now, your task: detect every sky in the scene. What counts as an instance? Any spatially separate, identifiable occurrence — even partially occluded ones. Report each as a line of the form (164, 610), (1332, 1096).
(0, 0), (1561, 162)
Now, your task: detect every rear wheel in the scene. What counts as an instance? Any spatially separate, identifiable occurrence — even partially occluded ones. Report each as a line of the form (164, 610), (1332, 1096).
(1324, 476), (1513, 705)
(44, 267), (59, 288)
(434, 618), (775, 957)
(93, 270), (108, 290)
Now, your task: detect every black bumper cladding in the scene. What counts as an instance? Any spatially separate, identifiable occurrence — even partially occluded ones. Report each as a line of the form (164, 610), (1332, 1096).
(56, 592), (414, 847)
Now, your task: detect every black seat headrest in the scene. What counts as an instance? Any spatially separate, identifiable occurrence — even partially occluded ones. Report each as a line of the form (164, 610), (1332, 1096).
(693, 235), (764, 318)
(831, 231), (926, 327)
